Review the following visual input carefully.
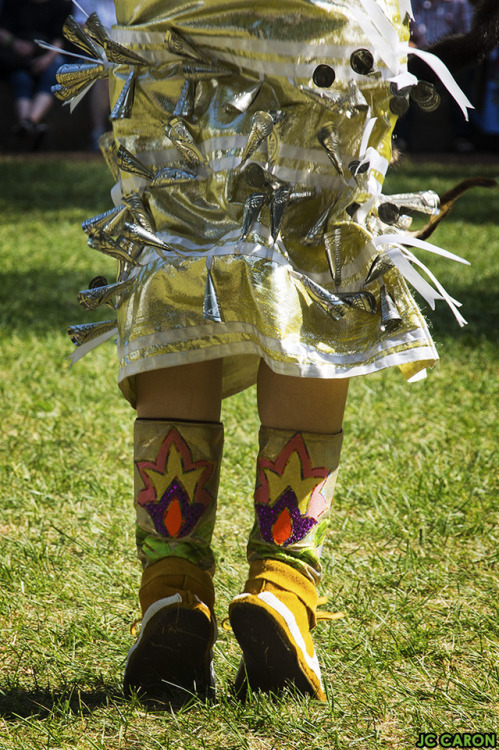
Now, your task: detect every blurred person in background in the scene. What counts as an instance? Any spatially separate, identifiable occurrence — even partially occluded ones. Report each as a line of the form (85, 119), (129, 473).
(467, 0), (499, 146)
(408, 0), (476, 152)
(0, 0), (70, 148)
(411, 0), (474, 48)
(72, 0), (116, 149)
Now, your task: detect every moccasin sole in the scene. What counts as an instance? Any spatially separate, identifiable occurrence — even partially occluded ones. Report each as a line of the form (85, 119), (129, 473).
(124, 595), (214, 703)
(229, 592), (324, 700)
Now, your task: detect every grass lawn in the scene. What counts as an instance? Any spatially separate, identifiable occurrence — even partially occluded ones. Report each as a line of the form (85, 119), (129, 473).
(0, 154), (498, 749)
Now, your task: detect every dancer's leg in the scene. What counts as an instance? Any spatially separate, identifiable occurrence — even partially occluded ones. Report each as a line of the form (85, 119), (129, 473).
(125, 360), (224, 701)
(136, 359), (223, 421)
(257, 360), (348, 434)
(230, 360), (349, 700)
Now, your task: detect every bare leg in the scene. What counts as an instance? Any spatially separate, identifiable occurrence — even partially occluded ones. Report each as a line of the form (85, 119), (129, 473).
(136, 359), (223, 421)
(15, 98), (31, 123)
(257, 360), (349, 434)
(28, 92), (54, 125)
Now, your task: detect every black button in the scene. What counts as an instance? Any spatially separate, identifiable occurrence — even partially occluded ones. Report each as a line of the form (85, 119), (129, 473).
(416, 92), (441, 112)
(378, 203), (400, 225)
(346, 202), (361, 217)
(88, 276), (108, 289)
(312, 64), (336, 88)
(411, 81), (441, 111)
(350, 49), (374, 76)
(389, 97), (409, 115)
(348, 160), (370, 176)
(244, 163), (268, 189)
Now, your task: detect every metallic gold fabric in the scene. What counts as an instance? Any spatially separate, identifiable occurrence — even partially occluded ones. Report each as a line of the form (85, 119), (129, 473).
(70, 1), (444, 402)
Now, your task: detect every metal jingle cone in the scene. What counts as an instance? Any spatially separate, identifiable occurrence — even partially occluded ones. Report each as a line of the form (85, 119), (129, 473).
(52, 79), (95, 102)
(302, 276), (346, 320)
(167, 137), (207, 170)
(225, 81), (262, 113)
(173, 80), (197, 118)
(303, 205), (332, 245)
(269, 110), (286, 126)
(99, 131), (120, 182)
(379, 284), (402, 331)
(181, 62), (234, 82)
(103, 39), (150, 65)
(394, 214), (413, 231)
(166, 118), (207, 167)
(68, 320), (117, 347)
(181, 61), (233, 80)
(298, 85), (339, 110)
(317, 126), (343, 176)
(267, 130), (280, 165)
(117, 236), (144, 278)
(81, 205), (127, 236)
(347, 81), (369, 112)
(88, 231), (140, 264)
(167, 116), (193, 142)
(78, 279), (132, 311)
(241, 192), (266, 240)
(56, 62), (107, 89)
(110, 69), (136, 120)
(63, 15), (102, 59)
(150, 165), (197, 188)
(387, 190), (440, 216)
(85, 12), (148, 65)
(324, 227), (342, 288)
(203, 263), (223, 322)
(300, 84), (348, 113)
(117, 146), (155, 180)
(165, 27), (207, 62)
(122, 193), (155, 232)
(84, 12), (107, 46)
(270, 186), (292, 241)
(364, 253), (394, 285)
(122, 222), (173, 252)
(239, 111), (275, 166)
(52, 83), (77, 102)
(289, 188), (314, 204)
(338, 291), (377, 313)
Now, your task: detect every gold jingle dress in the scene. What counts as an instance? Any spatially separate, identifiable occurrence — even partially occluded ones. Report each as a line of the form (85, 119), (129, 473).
(63, 0), (470, 405)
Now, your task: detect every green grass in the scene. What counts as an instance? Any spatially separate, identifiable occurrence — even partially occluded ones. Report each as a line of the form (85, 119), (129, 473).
(0, 155), (498, 749)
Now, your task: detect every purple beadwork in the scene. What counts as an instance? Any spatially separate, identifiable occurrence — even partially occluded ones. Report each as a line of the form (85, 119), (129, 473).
(144, 478), (206, 538)
(256, 487), (317, 547)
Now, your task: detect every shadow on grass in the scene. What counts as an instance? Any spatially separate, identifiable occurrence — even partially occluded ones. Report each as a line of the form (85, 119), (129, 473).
(0, 267), (112, 333)
(0, 680), (218, 719)
(0, 683), (123, 720)
(0, 158), (113, 215)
